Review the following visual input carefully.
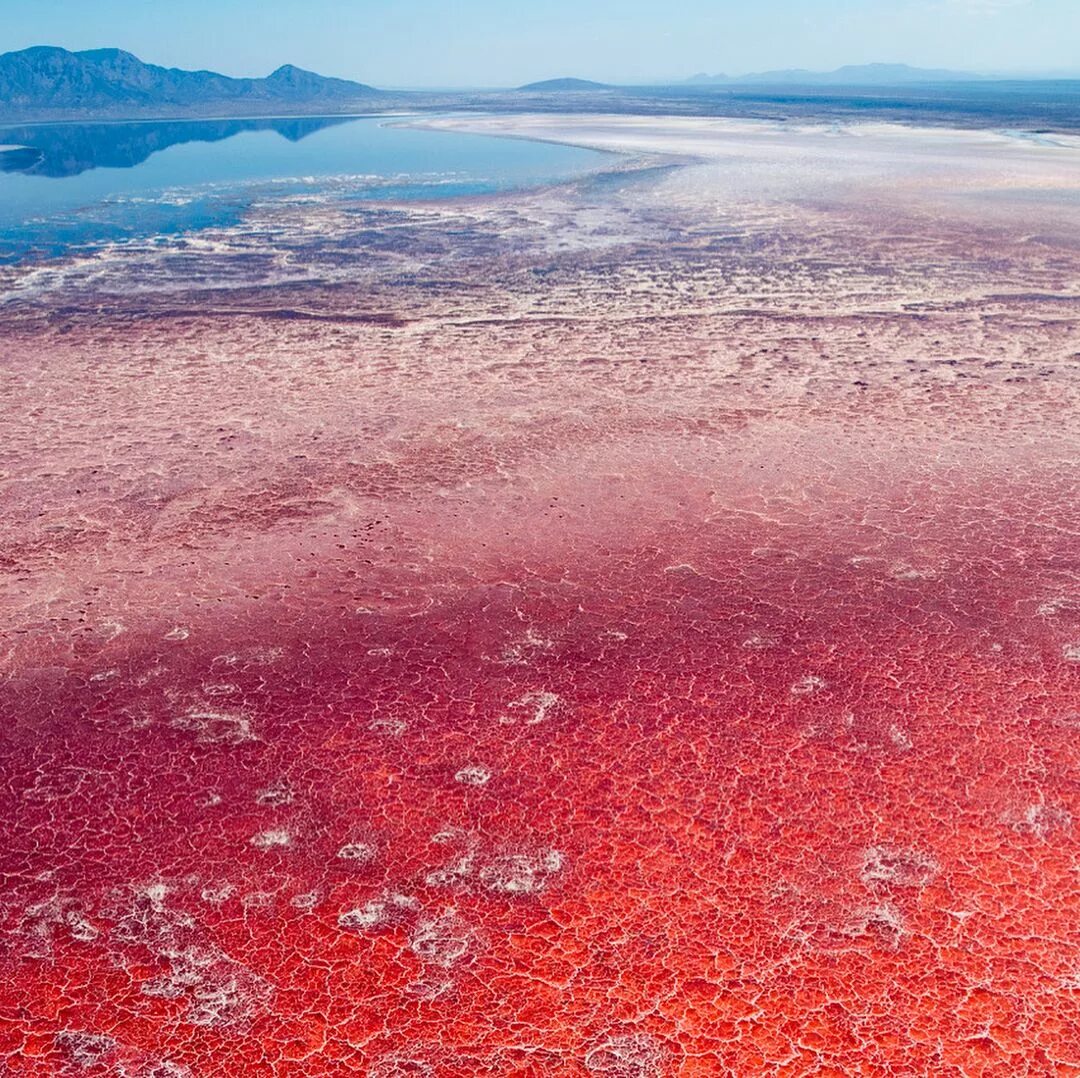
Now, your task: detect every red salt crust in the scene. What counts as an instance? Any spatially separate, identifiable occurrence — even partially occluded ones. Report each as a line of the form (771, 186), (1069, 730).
(1, 413), (1079, 1076)
(0, 128), (1079, 1073)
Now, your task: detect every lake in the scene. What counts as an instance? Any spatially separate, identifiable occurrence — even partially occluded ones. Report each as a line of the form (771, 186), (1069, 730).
(0, 115), (611, 265)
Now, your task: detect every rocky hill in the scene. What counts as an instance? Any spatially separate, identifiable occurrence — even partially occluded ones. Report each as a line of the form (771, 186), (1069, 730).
(0, 46), (381, 120)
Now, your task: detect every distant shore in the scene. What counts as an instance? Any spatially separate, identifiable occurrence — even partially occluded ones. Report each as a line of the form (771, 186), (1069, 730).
(4, 80), (1080, 133)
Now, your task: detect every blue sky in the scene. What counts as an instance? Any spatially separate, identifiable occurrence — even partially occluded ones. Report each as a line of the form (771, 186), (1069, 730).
(3, 0), (1076, 87)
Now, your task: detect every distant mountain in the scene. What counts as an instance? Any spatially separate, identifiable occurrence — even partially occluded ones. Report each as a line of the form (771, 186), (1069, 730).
(0, 46), (382, 120)
(517, 78), (613, 92)
(686, 63), (983, 87)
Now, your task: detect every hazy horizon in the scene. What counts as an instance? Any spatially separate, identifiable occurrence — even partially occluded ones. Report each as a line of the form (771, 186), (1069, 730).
(3, 0), (1079, 89)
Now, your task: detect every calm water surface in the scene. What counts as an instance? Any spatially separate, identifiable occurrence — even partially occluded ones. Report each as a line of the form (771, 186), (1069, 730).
(0, 115), (610, 264)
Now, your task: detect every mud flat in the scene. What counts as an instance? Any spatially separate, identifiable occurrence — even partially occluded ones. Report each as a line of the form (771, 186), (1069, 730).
(0, 115), (1078, 1076)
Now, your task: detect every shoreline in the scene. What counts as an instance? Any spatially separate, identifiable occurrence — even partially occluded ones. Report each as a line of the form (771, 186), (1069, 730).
(4, 76), (1080, 135)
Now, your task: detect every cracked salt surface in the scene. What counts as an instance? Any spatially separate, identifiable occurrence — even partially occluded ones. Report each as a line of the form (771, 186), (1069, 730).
(3, 111), (1080, 1075)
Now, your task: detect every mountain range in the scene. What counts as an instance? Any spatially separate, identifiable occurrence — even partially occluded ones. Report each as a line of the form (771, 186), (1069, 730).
(0, 46), (381, 120)
(0, 48), (1061, 126)
(684, 63), (983, 86)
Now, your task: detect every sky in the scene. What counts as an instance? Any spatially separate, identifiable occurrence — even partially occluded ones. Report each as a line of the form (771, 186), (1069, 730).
(2, 0), (1077, 88)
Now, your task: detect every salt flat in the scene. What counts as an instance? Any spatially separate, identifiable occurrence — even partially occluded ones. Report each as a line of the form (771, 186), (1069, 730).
(0, 112), (1078, 1076)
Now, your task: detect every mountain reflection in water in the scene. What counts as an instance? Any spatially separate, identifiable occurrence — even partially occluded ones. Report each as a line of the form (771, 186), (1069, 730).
(0, 116), (610, 267)
(0, 116), (355, 177)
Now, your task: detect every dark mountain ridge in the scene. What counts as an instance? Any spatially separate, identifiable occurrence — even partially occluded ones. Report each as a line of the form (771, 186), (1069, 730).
(0, 46), (381, 121)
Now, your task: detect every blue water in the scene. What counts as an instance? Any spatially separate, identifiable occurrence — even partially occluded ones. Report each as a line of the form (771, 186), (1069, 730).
(0, 115), (609, 265)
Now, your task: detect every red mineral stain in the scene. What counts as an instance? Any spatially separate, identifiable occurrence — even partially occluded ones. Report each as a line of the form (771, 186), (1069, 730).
(1, 117), (1079, 1076)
